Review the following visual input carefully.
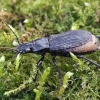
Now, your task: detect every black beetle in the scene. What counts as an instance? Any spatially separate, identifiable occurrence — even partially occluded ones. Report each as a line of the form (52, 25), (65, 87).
(2, 19), (100, 85)
(16, 30), (100, 68)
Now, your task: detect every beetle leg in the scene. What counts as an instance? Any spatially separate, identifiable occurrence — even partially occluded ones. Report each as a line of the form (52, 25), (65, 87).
(77, 55), (100, 67)
(37, 55), (45, 67)
(96, 36), (100, 39)
(52, 55), (63, 86)
(34, 53), (46, 81)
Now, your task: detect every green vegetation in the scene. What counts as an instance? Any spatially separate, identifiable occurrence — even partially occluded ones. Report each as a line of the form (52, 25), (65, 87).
(0, 0), (100, 99)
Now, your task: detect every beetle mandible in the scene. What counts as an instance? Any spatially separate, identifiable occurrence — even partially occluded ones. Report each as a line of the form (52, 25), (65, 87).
(2, 19), (100, 85)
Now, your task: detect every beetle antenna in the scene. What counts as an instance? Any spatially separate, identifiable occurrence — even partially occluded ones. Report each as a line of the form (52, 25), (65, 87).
(1, 18), (21, 45)
(0, 47), (16, 51)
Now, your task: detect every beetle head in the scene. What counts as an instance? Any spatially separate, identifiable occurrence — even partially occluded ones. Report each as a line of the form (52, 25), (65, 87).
(16, 43), (33, 54)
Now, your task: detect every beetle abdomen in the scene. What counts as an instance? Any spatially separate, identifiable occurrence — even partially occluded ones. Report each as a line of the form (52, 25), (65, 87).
(49, 30), (92, 51)
(69, 35), (100, 53)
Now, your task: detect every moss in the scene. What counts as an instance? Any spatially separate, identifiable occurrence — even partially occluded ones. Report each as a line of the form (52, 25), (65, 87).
(0, 0), (100, 99)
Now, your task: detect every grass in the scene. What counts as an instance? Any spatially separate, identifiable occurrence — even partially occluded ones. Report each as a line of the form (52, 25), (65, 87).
(0, 0), (100, 100)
